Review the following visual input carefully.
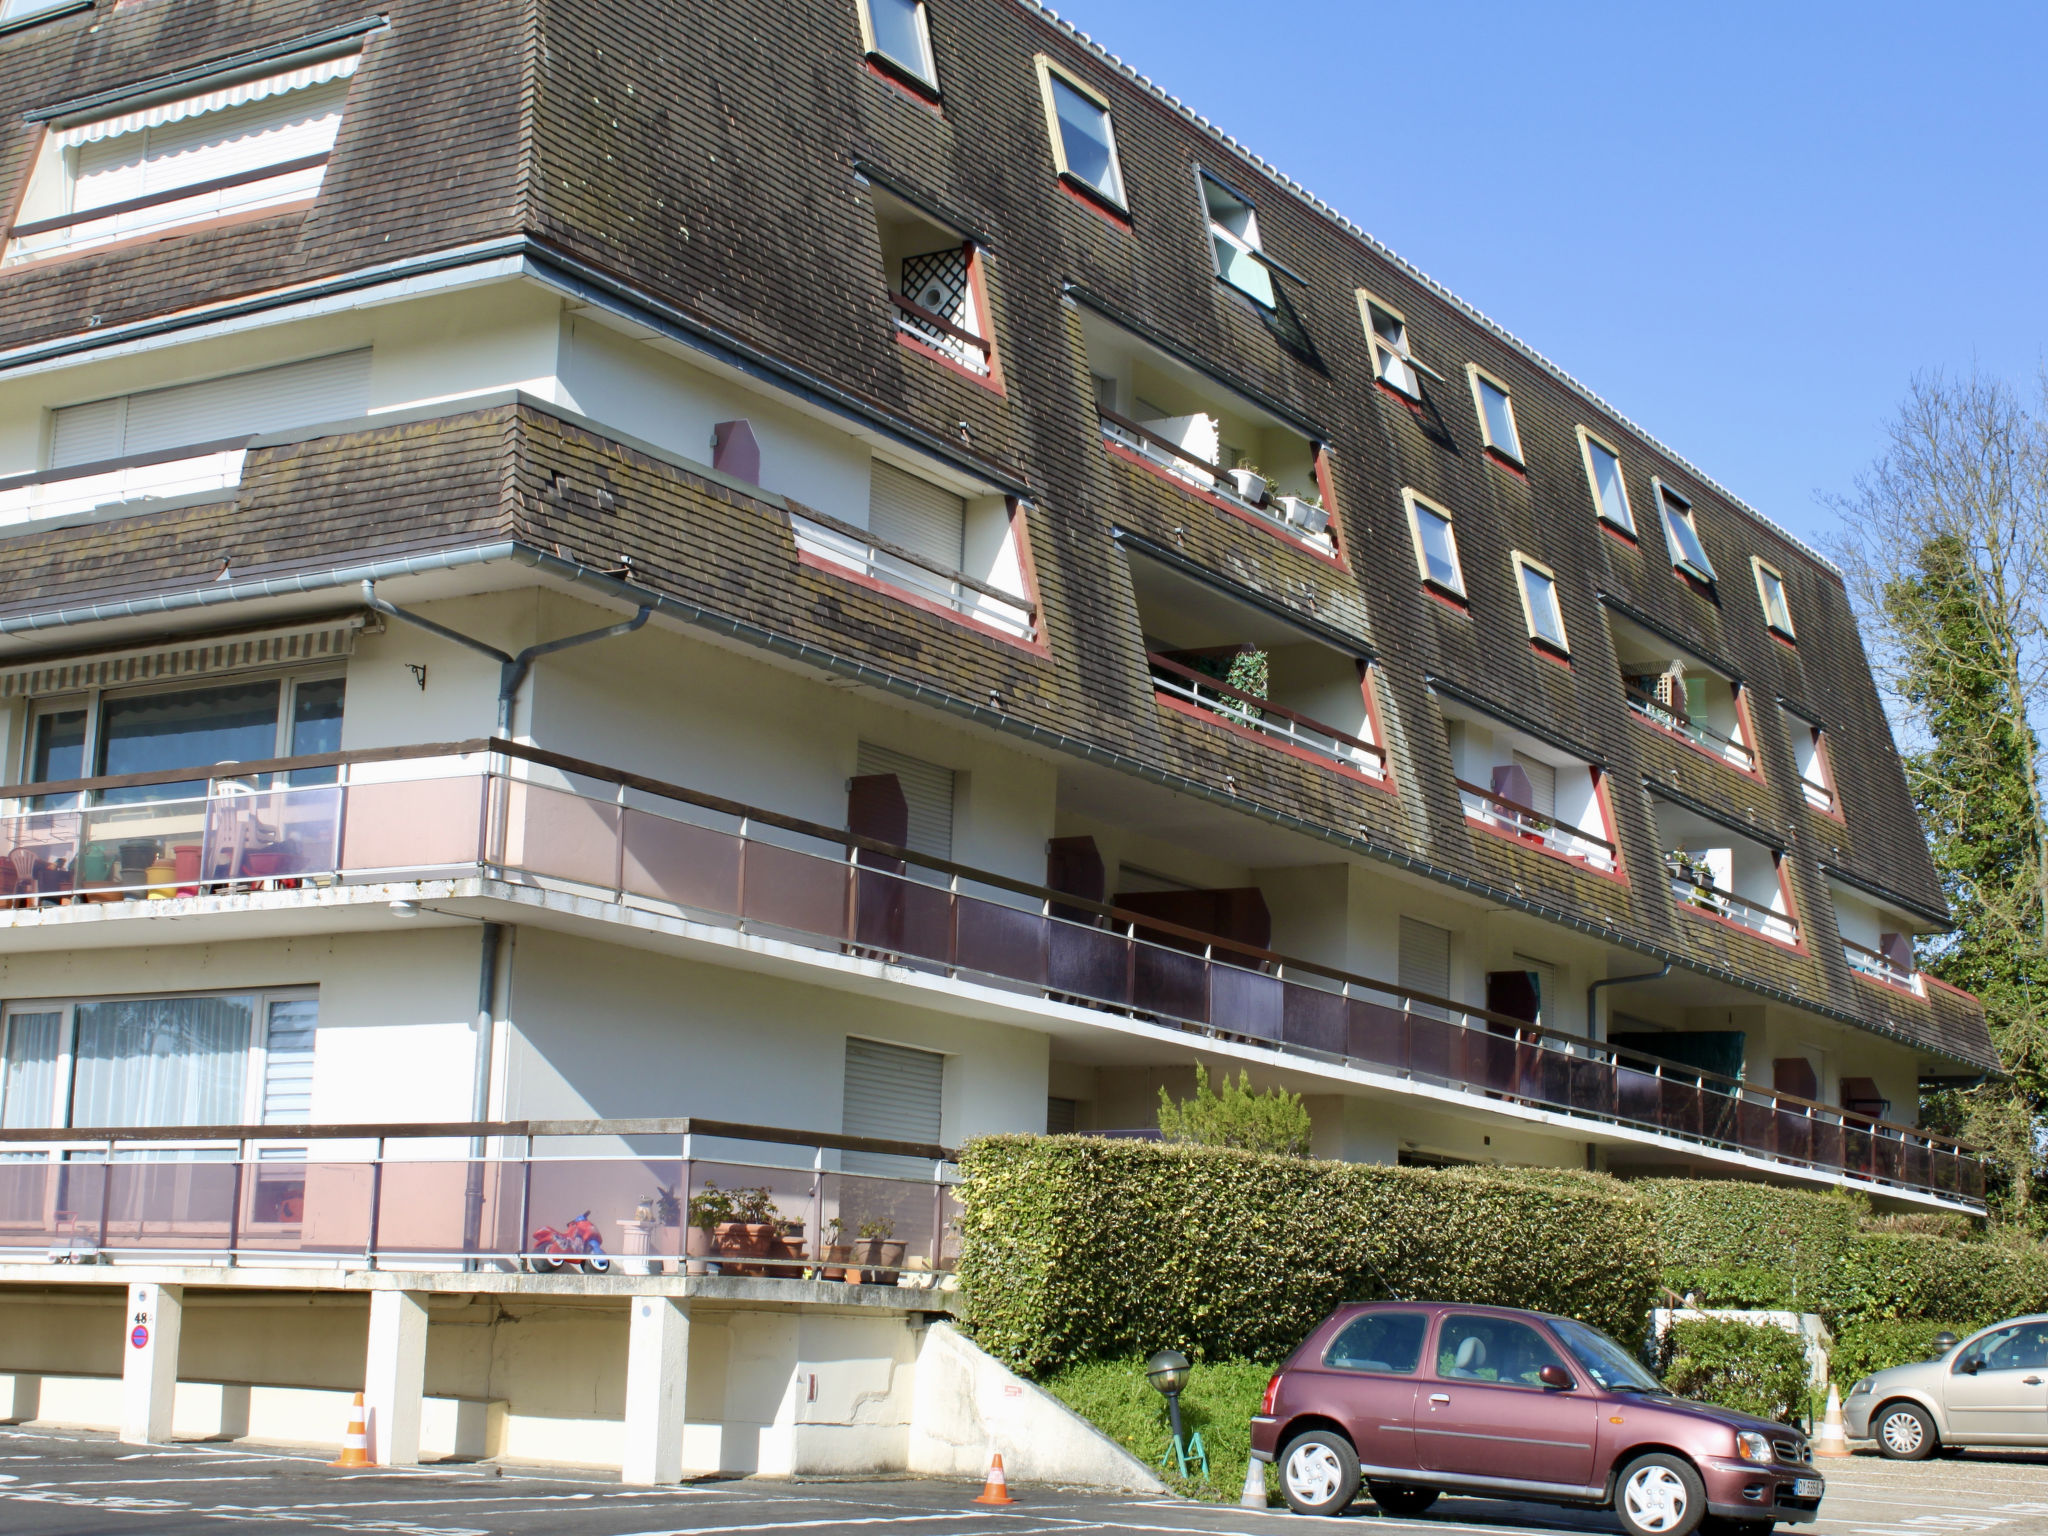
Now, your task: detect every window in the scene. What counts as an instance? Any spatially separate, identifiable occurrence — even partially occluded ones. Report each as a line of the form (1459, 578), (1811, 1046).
(1034, 56), (1124, 210)
(1358, 290), (1432, 397)
(1753, 558), (1796, 639)
(48, 352), (370, 470)
(1, 0), (82, 23)
(1954, 1323), (2048, 1377)
(1467, 365), (1522, 462)
(1577, 427), (1635, 535)
(1199, 171), (1273, 307)
(21, 668), (347, 806)
(1083, 304), (1336, 553)
(1654, 479), (1716, 584)
(5, 51), (361, 265)
(1782, 705), (1837, 813)
(1440, 692), (1619, 872)
(1398, 917), (1452, 1020)
(1324, 1312), (1428, 1374)
(856, 0), (937, 89)
(1437, 1315), (1568, 1386)
(1513, 554), (1569, 653)
(842, 1036), (943, 1175)
(1402, 490), (1464, 596)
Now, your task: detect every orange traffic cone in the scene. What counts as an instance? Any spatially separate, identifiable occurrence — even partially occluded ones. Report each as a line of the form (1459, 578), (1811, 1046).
(330, 1392), (372, 1469)
(972, 1450), (1015, 1505)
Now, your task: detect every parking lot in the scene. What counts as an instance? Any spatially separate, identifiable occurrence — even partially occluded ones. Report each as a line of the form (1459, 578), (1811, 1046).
(5, 1428), (2048, 1536)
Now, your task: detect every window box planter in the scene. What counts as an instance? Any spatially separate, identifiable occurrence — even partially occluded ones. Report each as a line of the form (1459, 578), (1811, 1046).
(1277, 494), (1329, 536)
(1227, 467), (1268, 503)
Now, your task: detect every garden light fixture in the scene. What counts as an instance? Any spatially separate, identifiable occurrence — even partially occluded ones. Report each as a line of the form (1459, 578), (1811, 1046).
(1145, 1348), (1208, 1480)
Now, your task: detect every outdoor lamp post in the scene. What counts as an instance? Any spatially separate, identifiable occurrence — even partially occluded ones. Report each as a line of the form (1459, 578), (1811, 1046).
(1145, 1348), (1206, 1479)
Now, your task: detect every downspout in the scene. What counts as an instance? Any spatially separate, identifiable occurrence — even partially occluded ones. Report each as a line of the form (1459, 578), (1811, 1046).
(359, 579), (649, 1261)
(1585, 963), (1672, 1043)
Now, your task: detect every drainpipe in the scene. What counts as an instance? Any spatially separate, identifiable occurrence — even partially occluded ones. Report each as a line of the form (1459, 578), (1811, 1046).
(464, 921), (504, 1264)
(1585, 963), (1672, 1043)
(359, 579), (651, 733)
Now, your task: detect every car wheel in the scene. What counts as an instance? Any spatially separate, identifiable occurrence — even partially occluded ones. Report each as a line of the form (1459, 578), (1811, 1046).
(1368, 1482), (1440, 1516)
(1616, 1452), (1707, 1536)
(1876, 1402), (1937, 1460)
(1280, 1429), (1361, 1517)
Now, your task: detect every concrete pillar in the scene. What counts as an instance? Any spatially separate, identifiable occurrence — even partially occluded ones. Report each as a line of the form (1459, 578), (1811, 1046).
(621, 1296), (690, 1486)
(365, 1290), (430, 1467)
(120, 1282), (182, 1445)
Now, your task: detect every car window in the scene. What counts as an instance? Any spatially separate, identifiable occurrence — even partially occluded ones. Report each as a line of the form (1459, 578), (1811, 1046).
(1323, 1311), (1429, 1375)
(1551, 1315), (1664, 1391)
(1958, 1324), (2048, 1374)
(1438, 1315), (1567, 1387)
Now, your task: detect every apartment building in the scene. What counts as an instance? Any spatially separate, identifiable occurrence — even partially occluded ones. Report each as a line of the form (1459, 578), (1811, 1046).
(0, 0), (1997, 1476)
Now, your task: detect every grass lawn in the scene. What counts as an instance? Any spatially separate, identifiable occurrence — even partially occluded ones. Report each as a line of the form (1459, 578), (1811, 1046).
(1042, 1356), (1280, 1503)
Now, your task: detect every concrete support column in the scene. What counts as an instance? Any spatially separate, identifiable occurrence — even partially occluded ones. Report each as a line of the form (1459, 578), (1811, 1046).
(120, 1282), (183, 1445)
(621, 1296), (690, 1486)
(365, 1290), (430, 1467)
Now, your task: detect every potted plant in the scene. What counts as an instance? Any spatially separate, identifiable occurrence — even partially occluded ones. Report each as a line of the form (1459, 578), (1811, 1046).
(687, 1183), (735, 1274)
(1276, 488), (1330, 535)
(855, 1216), (906, 1276)
(1226, 458), (1267, 504)
(821, 1216), (851, 1281)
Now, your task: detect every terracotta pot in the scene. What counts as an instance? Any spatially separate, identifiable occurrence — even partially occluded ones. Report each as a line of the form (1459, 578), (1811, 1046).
(685, 1225), (714, 1275)
(823, 1242), (853, 1282)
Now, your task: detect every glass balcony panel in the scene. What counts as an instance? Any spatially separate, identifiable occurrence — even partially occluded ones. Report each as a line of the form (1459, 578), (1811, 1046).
(741, 842), (849, 938)
(1698, 1087), (1739, 1146)
(822, 1169), (941, 1279)
(1133, 942), (1208, 1025)
(1874, 1134), (1904, 1182)
(1211, 963), (1284, 1043)
(204, 785), (342, 887)
(97, 1159), (237, 1252)
(1567, 1055), (1615, 1116)
(1658, 1078), (1703, 1138)
(1466, 1029), (1518, 1095)
(499, 782), (621, 889)
(0, 806), (84, 904)
(1776, 1108), (1813, 1164)
(1048, 921), (1130, 1005)
(1615, 1064), (1661, 1127)
(375, 1158), (529, 1259)
(1962, 1157), (1985, 1200)
(0, 1156), (62, 1246)
(341, 776), (485, 873)
(1842, 1123), (1873, 1176)
(853, 869), (953, 963)
(954, 897), (1048, 986)
(1930, 1149), (1957, 1194)
(1736, 1096), (1776, 1156)
(1810, 1118), (1844, 1170)
(1901, 1139), (1929, 1190)
(622, 811), (741, 914)
(1345, 999), (1407, 1070)
(1521, 1042), (1570, 1109)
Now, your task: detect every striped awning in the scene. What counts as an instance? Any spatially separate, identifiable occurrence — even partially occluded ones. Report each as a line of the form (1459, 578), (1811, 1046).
(0, 618), (366, 699)
(53, 53), (360, 148)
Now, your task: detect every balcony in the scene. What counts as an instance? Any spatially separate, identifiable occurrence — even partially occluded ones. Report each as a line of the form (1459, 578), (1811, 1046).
(1627, 687), (1756, 773)
(1100, 410), (1331, 549)
(0, 439), (251, 532)
(0, 1117), (958, 1279)
(1666, 854), (1800, 947)
(1150, 652), (1384, 780)
(0, 740), (1980, 1208)
(1457, 778), (1617, 872)
(1842, 938), (1923, 995)
(788, 503), (1037, 642)
(890, 292), (992, 377)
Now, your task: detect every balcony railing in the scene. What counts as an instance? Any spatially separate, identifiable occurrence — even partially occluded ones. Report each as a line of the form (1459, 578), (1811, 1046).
(1800, 774), (1835, 813)
(1626, 688), (1756, 772)
(1455, 778), (1617, 871)
(788, 505), (1036, 641)
(0, 438), (252, 532)
(1098, 409), (1333, 548)
(1665, 858), (1799, 946)
(1843, 937), (1923, 994)
(0, 739), (1979, 1205)
(1150, 652), (1385, 779)
(4, 153), (331, 265)
(0, 1117), (957, 1277)
(890, 291), (992, 376)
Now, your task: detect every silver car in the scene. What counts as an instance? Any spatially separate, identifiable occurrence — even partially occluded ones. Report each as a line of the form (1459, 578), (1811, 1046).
(1846, 1316), (2048, 1458)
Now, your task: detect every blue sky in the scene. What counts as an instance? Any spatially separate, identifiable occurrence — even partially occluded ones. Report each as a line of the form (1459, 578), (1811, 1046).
(1049, 0), (2048, 552)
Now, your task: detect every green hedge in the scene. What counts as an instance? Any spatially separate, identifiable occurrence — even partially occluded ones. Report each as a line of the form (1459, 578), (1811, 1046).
(1639, 1180), (1862, 1312)
(957, 1136), (1660, 1376)
(1824, 1232), (2048, 1331)
(1830, 1319), (1961, 1385)
(1658, 1317), (1811, 1424)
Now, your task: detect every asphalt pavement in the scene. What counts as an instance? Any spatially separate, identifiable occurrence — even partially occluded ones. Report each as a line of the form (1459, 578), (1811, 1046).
(4, 1427), (2048, 1536)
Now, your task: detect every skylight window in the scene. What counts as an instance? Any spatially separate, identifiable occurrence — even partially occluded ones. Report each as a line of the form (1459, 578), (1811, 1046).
(1753, 558), (1796, 639)
(1578, 427), (1634, 535)
(1655, 479), (1717, 584)
(857, 0), (938, 89)
(1468, 365), (1522, 462)
(1200, 171), (1274, 307)
(1359, 291), (1429, 397)
(1035, 56), (1125, 210)
(1, 0), (81, 23)
(1514, 554), (1569, 652)
(1403, 490), (1464, 596)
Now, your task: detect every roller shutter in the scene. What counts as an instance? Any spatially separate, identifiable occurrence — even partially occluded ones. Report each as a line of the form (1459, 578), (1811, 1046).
(842, 1037), (944, 1176)
(868, 459), (965, 571)
(1398, 917), (1451, 1020)
(52, 350), (372, 467)
(854, 742), (954, 862)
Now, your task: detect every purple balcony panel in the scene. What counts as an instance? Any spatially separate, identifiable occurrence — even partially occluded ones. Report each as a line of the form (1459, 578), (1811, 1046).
(1566, 1054), (1615, 1117)
(341, 775), (486, 873)
(1048, 922), (1130, 1007)
(623, 812), (742, 914)
(1466, 1030), (1518, 1095)
(1735, 1096), (1776, 1158)
(742, 841), (849, 938)
(1345, 998), (1407, 1071)
(1810, 1117), (1844, 1171)
(1408, 1013), (1457, 1081)
(1659, 1078), (1702, 1139)
(955, 898), (1049, 987)
(1212, 963), (1285, 1043)
(1278, 983), (1346, 1055)
(1616, 1064), (1661, 1129)
(1776, 1108), (1813, 1165)
(1133, 943), (1208, 1026)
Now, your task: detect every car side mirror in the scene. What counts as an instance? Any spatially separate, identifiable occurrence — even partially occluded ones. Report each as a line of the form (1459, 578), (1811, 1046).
(1539, 1365), (1574, 1390)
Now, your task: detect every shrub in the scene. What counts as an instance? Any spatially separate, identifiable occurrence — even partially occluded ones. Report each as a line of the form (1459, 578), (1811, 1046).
(1830, 1319), (1961, 1386)
(1658, 1317), (1810, 1424)
(1042, 1355), (1277, 1503)
(1823, 1230), (2048, 1331)
(1156, 1064), (1311, 1157)
(1639, 1180), (1863, 1313)
(957, 1136), (1659, 1376)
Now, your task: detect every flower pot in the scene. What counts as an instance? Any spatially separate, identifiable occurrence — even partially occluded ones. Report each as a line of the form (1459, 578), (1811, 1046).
(173, 844), (202, 897)
(1279, 496), (1330, 535)
(1226, 468), (1267, 503)
(823, 1242), (854, 1282)
(685, 1225), (715, 1276)
(855, 1237), (908, 1275)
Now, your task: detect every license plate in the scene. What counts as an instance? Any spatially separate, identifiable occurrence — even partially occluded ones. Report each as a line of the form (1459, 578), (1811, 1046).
(1793, 1478), (1824, 1498)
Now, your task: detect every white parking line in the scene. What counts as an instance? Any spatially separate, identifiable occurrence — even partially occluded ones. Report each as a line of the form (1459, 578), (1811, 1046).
(615, 1517), (1029, 1536)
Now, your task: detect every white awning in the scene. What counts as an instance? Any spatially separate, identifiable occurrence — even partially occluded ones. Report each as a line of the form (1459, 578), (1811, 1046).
(54, 53), (360, 148)
(0, 617), (366, 700)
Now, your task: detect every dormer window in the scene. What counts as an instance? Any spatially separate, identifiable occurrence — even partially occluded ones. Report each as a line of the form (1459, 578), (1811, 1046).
(4, 50), (361, 266)
(1753, 557), (1796, 639)
(1200, 171), (1273, 307)
(856, 0), (938, 91)
(1577, 427), (1635, 535)
(1403, 490), (1464, 597)
(1467, 365), (1523, 463)
(1654, 479), (1717, 585)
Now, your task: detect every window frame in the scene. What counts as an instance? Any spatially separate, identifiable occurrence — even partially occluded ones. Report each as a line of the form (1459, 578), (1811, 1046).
(1033, 54), (1127, 214)
(854, 0), (939, 93)
(1402, 488), (1466, 599)
(1576, 425), (1635, 536)
(1358, 289), (1429, 399)
(1196, 167), (1275, 309)
(0, 0), (90, 33)
(1652, 477), (1717, 585)
(1752, 556), (1796, 640)
(1466, 363), (1524, 464)
(1512, 551), (1570, 655)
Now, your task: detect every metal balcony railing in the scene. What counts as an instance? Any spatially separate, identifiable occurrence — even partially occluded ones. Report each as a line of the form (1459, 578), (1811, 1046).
(1843, 937), (1923, 994)
(0, 1117), (957, 1276)
(4, 154), (331, 265)
(1800, 774), (1836, 813)
(1455, 778), (1618, 871)
(0, 437), (253, 532)
(1664, 858), (1800, 946)
(788, 505), (1036, 641)
(1098, 410), (1332, 547)
(1150, 653), (1385, 779)
(1625, 688), (1756, 772)
(889, 291), (992, 375)
(0, 739), (1981, 1205)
